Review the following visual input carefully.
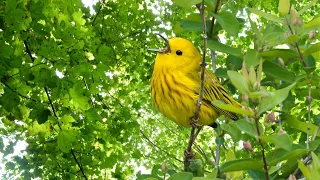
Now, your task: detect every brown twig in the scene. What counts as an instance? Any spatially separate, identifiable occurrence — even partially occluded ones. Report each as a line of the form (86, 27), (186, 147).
(285, 19), (307, 67)
(255, 116), (269, 180)
(184, 0), (207, 171)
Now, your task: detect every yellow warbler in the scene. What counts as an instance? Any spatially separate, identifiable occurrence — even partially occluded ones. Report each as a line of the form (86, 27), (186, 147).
(150, 35), (241, 127)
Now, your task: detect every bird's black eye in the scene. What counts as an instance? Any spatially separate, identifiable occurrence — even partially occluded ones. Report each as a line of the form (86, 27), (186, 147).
(176, 50), (183, 56)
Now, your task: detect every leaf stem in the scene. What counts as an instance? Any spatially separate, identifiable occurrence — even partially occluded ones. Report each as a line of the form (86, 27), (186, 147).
(184, 0), (207, 171)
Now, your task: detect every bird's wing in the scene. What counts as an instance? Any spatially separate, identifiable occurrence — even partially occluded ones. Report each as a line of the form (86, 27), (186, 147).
(195, 69), (241, 120)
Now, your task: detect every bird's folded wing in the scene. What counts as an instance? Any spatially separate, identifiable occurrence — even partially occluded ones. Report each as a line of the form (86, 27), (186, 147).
(202, 69), (241, 120)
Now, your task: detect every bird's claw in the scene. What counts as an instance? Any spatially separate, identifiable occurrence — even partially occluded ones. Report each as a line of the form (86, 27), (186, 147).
(190, 117), (200, 128)
(184, 149), (194, 159)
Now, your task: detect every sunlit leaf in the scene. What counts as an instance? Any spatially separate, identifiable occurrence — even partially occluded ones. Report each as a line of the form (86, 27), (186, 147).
(57, 130), (77, 153)
(278, 0), (290, 16)
(168, 172), (193, 180)
(258, 83), (296, 114)
(213, 11), (239, 36)
(221, 159), (264, 172)
(227, 71), (250, 95)
(208, 40), (242, 57)
(260, 133), (292, 151)
(249, 8), (283, 23)
(172, 0), (202, 8)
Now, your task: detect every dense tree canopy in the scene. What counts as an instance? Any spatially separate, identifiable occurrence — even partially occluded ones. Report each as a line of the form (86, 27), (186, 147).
(0, 0), (320, 179)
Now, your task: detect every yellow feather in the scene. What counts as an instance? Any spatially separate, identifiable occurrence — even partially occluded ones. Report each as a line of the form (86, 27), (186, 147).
(151, 37), (241, 127)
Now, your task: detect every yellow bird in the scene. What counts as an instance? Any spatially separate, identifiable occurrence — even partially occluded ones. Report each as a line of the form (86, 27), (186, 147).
(150, 35), (242, 127)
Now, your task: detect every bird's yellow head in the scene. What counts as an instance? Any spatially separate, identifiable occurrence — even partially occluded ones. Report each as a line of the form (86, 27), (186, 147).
(150, 35), (201, 71)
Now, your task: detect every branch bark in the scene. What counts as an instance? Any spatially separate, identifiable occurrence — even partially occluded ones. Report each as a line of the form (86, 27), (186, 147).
(184, 0), (207, 171)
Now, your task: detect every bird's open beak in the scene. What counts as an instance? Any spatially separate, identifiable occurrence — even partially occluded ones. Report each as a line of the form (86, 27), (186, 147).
(148, 34), (171, 54)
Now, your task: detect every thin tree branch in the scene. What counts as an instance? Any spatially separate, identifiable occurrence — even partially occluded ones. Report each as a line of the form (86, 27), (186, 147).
(44, 87), (87, 180)
(0, 79), (46, 103)
(24, 40), (34, 62)
(286, 19), (306, 67)
(7, 63), (47, 79)
(255, 116), (269, 180)
(184, 0), (207, 171)
(91, 0), (106, 26)
(71, 149), (88, 180)
(140, 130), (183, 163)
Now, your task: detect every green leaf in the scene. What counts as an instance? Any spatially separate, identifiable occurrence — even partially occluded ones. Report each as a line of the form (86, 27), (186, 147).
(295, 88), (320, 100)
(258, 83), (296, 114)
(249, 8), (283, 23)
(207, 40), (242, 57)
(69, 83), (90, 111)
(278, 0), (290, 16)
(311, 152), (320, 177)
(262, 24), (286, 47)
(5, 0), (17, 13)
(285, 35), (299, 44)
(72, 11), (86, 25)
(227, 71), (250, 95)
(247, 170), (266, 180)
(304, 43), (320, 57)
(221, 159), (264, 172)
(168, 172), (193, 180)
(266, 148), (308, 166)
(180, 20), (203, 31)
(136, 174), (162, 180)
(298, 160), (311, 180)
(259, 49), (299, 60)
(260, 133), (292, 151)
(213, 11), (239, 36)
(215, 68), (228, 78)
(283, 115), (320, 137)
(37, 109), (51, 124)
(212, 100), (254, 116)
(263, 60), (295, 82)
(172, 0), (202, 8)
(221, 122), (242, 142)
(303, 55), (316, 74)
(234, 119), (260, 138)
(189, 159), (204, 176)
(57, 130), (77, 153)
(304, 17), (320, 30)
(244, 49), (259, 68)
(226, 55), (243, 70)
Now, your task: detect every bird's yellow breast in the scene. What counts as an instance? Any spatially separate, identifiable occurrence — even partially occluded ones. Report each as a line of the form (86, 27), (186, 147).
(151, 67), (219, 127)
